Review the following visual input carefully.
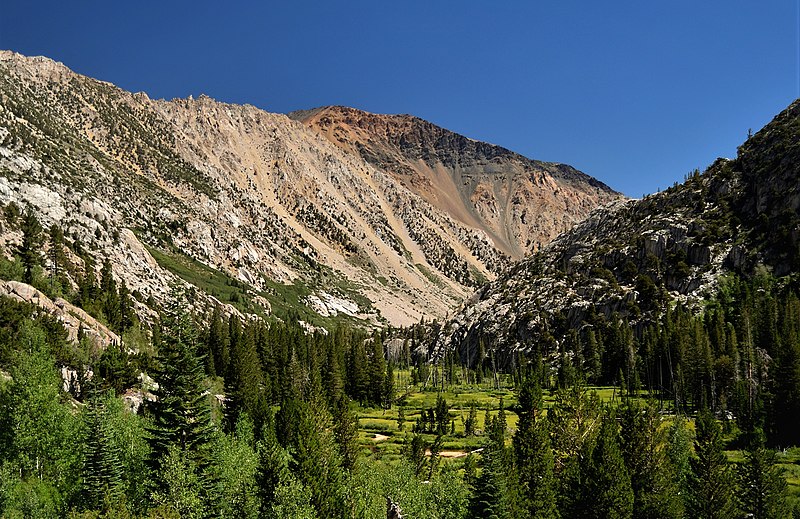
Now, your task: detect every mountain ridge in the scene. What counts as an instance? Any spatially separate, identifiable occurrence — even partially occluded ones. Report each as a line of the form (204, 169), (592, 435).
(291, 104), (620, 259)
(0, 50), (619, 326)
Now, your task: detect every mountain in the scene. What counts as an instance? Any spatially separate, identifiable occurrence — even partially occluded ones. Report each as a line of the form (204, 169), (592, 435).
(290, 105), (618, 259)
(0, 51), (619, 327)
(434, 99), (800, 365)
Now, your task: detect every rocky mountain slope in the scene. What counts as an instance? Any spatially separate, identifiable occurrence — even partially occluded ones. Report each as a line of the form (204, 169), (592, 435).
(0, 51), (619, 326)
(434, 99), (800, 365)
(291, 106), (619, 259)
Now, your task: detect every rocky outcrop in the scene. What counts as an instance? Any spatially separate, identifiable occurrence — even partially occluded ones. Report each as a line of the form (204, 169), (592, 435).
(0, 280), (119, 347)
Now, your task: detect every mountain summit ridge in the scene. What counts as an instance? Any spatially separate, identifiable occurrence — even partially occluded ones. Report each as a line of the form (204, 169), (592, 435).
(0, 50), (620, 326)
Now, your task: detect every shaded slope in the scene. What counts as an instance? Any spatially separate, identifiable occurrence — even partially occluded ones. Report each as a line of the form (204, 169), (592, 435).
(434, 99), (800, 365)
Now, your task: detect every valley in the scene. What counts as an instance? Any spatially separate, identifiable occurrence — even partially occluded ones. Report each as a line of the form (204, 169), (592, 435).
(0, 49), (798, 518)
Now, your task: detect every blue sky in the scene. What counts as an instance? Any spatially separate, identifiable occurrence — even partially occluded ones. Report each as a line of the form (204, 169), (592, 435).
(1, 1), (798, 197)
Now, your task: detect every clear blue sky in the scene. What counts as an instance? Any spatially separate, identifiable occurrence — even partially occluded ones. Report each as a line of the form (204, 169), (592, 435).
(1, 1), (798, 197)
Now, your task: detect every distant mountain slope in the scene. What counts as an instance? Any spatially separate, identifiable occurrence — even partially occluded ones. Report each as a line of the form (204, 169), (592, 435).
(0, 51), (619, 326)
(434, 99), (800, 364)
(290, 106), (620, 259)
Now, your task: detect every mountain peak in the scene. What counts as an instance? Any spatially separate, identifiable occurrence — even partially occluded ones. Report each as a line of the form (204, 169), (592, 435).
(293, 104), (621, 258)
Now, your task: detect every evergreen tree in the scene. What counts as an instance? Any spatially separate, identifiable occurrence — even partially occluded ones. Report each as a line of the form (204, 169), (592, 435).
(116, 280), (135, 332)
(465, 402), (478, 437)
(769, 292), (800, 446)
(347, 338), (369, 403)
(582, 412), (634, 519)
(323, 337), (345, 405)
(206, 305), (228, 378)
(19, 206), (43, 285)
(737, 432), (789, 519)
(513, 376), (558, 519)
(618, 400), (682, 519)
(548, 384), (601, 476)
(80, 389), (125, 512)
(584, 330), (602, 383)
(368, 333), (387, 406)
(275, 398), (346, 517)
(434, 394), (449, 435)
(147, 294), (215, 497)
(404, 434), (428, 478)
(470, 410), (516, 519)
(687, 409), (737, 519)
(333, 398), (360, 472)
(665, 417), (692, 495)
(226, 319), (268, 434)
(256, 431), (316, 519)
(47, 223), (66, 293)
(383, 362), (395, 408)
(78, 255), (98, 309)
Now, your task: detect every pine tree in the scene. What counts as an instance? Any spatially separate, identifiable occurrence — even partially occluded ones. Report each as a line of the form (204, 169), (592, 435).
(738, 432), (789, 519)
(333, 398), (360, 472)
(666, 417), (692, 495)
(470, 414), (513, 519)
(465, 402), (478, 437)
(80, 389), (125, 512)
(687, 409), (737, 519)
(348, 338), (369, 403)
(275, 398), (346, 517)
(147, 294), (215, 495)
(404, 434), (428, 478)
(434, 394), (449, 435)
(47, 223), (66, 293)
(19, 206), (43, 285)
(78, 255), (98, 309)
(618, 400), (682, 519)
(323, 338), (345, 405)
(584, 330), (602, 383)
(582, 412), (633, 519)
(548, 383), (601, 475)
(368, 333), (387, 406)
(206, 305), (228, 377)
(116, 280), (135, 332)
(226, 319), (268, 434)
(769, 292), (800, 446)
(383, 362), (395, 408)
(513, 376), (558, 519)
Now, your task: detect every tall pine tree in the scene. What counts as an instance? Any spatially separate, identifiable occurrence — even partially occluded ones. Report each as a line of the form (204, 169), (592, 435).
(687, 409), (737, 519)
(581, 412), (634, 519)
(513, 375), (558, 519)
(147, 291), (215, 497)
(737, 432), (789, 519)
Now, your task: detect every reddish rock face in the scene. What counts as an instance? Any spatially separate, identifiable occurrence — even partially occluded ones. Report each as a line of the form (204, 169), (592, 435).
(293, 106), (621, 260)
